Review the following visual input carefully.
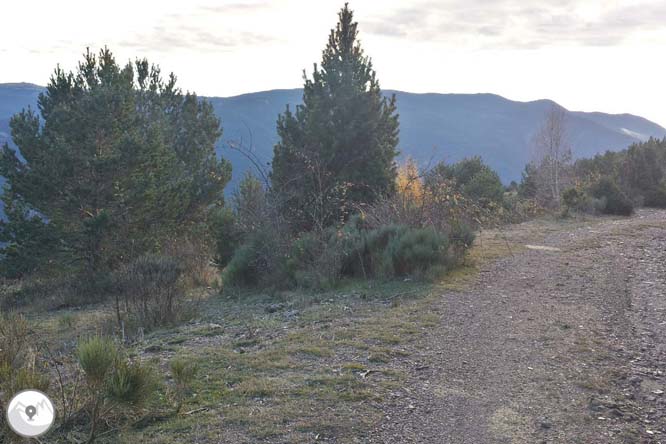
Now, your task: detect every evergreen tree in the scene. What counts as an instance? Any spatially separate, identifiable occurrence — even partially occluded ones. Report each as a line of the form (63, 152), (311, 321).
(271, 4), (399, 231)
(0, 49), (231, 276)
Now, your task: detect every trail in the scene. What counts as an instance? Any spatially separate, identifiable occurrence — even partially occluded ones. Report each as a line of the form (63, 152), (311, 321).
(370, 209), (666, 443)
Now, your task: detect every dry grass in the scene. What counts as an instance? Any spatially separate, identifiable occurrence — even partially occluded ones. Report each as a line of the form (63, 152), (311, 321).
(17, 216), (568, 443)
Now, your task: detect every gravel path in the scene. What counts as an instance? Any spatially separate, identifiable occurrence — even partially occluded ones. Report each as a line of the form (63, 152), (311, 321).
(369, 209), (666, 443)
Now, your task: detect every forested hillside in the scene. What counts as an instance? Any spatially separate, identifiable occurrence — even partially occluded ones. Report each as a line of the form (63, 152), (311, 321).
(2, 85), (664, 190)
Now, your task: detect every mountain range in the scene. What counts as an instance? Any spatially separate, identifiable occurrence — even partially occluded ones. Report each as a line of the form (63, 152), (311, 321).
(2, 83), (665, 193)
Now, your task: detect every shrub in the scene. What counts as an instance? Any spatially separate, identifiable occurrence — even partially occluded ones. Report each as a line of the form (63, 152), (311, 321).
(0, 366), (50, 395)
(561, 186), (593, 216)
(354, 224), (407, 277)
(287, 231), (341, 288)
(162, 230), (216, 288)
(115, 255), (186, 329)
(590, 177), (634, 216)
(223, 228), (287, 288)
(170, 357), (199, 413)
(209, 207), (243, 269)
(449, 222), (476, 261)
(385, 227), (450, 276)
(462, 167), (505, 204)
(0, 312), (49, 415)
(107, 360), (158, 407)
(77, 337), (159, 442)
(77, 336), (118, 388)
(427, 157), (504, 205)
(0, 311), (29, 369)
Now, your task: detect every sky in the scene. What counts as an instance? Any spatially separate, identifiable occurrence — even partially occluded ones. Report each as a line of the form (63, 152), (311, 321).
(2, 0), (666, 126)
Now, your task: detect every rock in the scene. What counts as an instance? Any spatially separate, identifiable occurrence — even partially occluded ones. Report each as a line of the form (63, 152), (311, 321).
(283, 309), (300, 320)
(629, 376), (642, 385)
(539, 418), (553, 429)
(266, 303), (285, 313)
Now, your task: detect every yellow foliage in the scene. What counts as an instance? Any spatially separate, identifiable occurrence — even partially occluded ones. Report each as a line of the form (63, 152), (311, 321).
(396, 158), (424, 204)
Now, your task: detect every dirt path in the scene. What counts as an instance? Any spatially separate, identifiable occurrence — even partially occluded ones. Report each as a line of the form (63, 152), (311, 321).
(369, 209), (666, 443)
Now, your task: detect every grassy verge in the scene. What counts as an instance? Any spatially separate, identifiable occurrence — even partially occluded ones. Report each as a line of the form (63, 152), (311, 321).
(20, 220), (546, 443)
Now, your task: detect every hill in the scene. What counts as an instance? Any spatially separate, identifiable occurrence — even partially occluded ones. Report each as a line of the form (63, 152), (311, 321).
(2, 83), (665, 191)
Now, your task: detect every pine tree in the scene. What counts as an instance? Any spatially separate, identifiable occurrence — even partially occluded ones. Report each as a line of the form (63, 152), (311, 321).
(271, 4), (399, 231)
(0, 49), (231, 276)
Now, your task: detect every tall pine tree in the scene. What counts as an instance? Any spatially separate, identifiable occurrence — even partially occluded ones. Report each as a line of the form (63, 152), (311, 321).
(271, 4), (399, 231)
(0, 49), (231, 277)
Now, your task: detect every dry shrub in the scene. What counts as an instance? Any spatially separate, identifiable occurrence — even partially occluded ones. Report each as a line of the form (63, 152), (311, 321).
(162, 234), (217, 288)
(114, 255), (190, 329)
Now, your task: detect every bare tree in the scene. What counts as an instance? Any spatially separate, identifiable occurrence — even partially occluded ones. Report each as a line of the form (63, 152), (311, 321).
(531, 105), (573, 206)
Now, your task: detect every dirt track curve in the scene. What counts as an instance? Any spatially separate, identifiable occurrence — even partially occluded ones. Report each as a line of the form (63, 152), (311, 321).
(369, 209), (666, 444)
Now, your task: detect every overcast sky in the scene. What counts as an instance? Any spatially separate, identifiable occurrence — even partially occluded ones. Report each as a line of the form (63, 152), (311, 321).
(2, 0), (666, 125)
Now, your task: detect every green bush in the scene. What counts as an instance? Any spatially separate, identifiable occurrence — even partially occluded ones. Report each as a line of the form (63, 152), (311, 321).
(209, 207), (242, 269)
(170, 357), (199, 413)
(561, 186), (593, 215)
(590, 177), (634, 216)
(223, 228), (286, 288)
(462, 167), (505, 204)
(287, 231), (339, 288)
(107, 360), (158, 407)
(385, 227), (450, 276)
(226, 215), (473, 289)
(77, 336), (118, 388)
(77, 336), (159, 442)
(355, 224), (407, 277)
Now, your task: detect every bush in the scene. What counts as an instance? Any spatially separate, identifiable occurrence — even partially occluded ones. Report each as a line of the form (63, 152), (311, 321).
(115, 255), (186, 329)
(590, 177), (634, 216)
(0, 311), (29, 369)
(385, 227), (450, 276)
(427, 157), (504, 205)
(209, 207), (242, 269)
(223, 228), (287, 288)
(561, 186), (594, 216)
(449, 222), (476, 261)
(462, 167), (505, 204)
(170, 357), (199, 413)
(77, 336), (118, 388)
(107, 360), (158, 407)
(0, 312), (49, 402)
(287, 231), (342, 289)
(77, 336), (158, 442)
(161, 230), (216, 288)
(351, 224), (406, 277)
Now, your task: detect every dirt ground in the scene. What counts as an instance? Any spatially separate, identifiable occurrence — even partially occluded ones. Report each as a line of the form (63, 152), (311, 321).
(369, 209), (666, 444)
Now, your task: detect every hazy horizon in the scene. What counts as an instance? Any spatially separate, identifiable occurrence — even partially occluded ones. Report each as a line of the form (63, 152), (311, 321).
(2, 0), (666, 126)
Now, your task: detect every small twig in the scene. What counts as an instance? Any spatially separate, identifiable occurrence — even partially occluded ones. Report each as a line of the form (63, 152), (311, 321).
(184, 407), (209, 415)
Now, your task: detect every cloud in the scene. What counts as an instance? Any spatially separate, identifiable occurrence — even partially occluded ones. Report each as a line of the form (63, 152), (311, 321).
(363, 0), (666, 49)
(199, 1), (270, 14)
(122, 26), (272, 52)
(119, 5), (278, 54)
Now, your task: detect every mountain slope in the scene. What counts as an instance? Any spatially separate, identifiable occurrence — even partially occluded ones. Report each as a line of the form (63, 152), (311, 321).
(2, 83), (665, 191)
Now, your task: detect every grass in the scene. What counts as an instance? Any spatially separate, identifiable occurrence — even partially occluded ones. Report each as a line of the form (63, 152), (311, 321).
(18, 219), (539, 443)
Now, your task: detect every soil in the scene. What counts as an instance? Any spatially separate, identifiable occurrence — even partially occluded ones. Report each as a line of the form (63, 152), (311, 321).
(368, 209), (666, 444)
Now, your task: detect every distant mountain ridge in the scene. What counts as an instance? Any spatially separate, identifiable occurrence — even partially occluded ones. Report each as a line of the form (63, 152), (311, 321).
(2, 83), (665, 193)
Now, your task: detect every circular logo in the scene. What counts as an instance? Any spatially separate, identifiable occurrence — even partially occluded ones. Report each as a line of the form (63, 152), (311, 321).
(6, 390), (56, 438)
